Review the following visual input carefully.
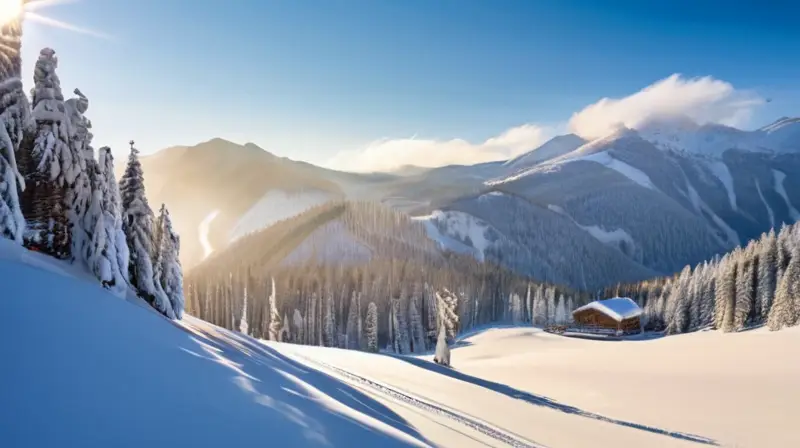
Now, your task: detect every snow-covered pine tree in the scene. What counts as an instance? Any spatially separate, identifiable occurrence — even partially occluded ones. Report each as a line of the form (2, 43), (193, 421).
(424, 282), (438, 346)
(292, 309), (305, 344)
(566, 296), (574, 323)
(365, 302), (378, 352)
(0, 13), (28, 244)
(545, 287), (556, 326)
(719, 251), (738, 332)
(408, 293), (426, 352)
(509, 293), (523, 324)
(323, 284), (336, 347)
(85, 147), (129, 295)
(154, 204), (184, 318)
(345, 291), (359, 349)
(64, 88), (93, 260)
(120, 141), (174, 318)
(395, 291), (411, 354)
(525, 284), (532, 323)
(699, 261), (716, 328)
(280, 313), (291, 343)
(239, 280), (249, 335)
(767, 244), (799, 331)
(433, 323), (450, 367)
(532, 284), (546, 326)
(437, 289), (459, 342)
(555, 294), (566, 325)
(26, 48), (73, 257)
(665, 265), (691, 334)
(757, 230), (778, 323)
(733, 245), (755, 331)
(268, 277), (281, 341)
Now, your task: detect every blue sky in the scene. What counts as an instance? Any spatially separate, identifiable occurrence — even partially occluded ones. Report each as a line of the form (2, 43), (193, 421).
(21, 0), (800, 170)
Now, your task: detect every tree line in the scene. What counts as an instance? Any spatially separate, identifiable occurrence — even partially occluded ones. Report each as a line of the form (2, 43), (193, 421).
(0, 17), (184, 320)
(605, 223), (800, 333)
(186, 201), (591, 351)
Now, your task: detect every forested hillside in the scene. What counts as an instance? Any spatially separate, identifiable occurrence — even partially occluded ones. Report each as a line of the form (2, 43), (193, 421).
(185, 201), (591, 351)
(606, 221), (800, 333)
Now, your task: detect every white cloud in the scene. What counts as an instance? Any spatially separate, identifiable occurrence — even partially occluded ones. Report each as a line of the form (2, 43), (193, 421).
(328, 74), (764, 172)
(326, 123), (553, 172)
(568, 74), (764, 139)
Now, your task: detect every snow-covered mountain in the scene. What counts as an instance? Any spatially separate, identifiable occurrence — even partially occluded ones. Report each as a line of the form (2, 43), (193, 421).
(139, 117), (800, 288)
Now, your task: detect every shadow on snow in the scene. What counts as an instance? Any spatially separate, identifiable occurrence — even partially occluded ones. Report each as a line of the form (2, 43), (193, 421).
(390, 354), (718, 446)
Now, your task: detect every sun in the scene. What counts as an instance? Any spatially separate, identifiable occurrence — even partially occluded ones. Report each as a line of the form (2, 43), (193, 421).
(0, 0), (23, 26)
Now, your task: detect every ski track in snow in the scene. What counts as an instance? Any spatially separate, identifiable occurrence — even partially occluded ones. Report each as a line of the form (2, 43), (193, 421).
(574, 151), (656, 190)
(772, 169), (800, 221)
(707, 161), (738, 211)
(199, 210), (220, 259)
(291, 354), (540, 448)
(755, 180), (775, 229)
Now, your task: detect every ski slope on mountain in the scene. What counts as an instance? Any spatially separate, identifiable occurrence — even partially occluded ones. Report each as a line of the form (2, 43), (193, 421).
(281, 326), (800, 448)
(0, 242), (430, 448)
(3, 240), (799, 447)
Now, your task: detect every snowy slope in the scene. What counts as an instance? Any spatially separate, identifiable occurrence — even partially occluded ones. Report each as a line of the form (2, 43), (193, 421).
(413, 209), (497, 262)
(503, 134), (586, 171)
(4, 241), (799, 447)
(281, 326), (800, 448)
(0, 243), (431, 448)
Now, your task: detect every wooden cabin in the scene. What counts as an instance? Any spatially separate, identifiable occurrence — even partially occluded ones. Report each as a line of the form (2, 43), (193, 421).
(571, 297), (642, 336)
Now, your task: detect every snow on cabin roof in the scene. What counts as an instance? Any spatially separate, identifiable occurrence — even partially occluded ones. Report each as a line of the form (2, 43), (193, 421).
(572, 297), (642, 322)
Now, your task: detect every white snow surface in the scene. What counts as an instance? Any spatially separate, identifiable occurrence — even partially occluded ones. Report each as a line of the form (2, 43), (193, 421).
(566, 151), (656, 190)
(198, 209), (219, 259)
(229, 189), (336, 241)
(503, 134), (586, 170)
(413, 210), (494, 261)
(755, 180), (775, 229)
(772, 169), (800, 221)
(0, 241), (428, 448)
(547, 204), (636, 250)
(707, 160), (738, 211)
(572, 297), (643, 322)
(4, 243), (800, 448)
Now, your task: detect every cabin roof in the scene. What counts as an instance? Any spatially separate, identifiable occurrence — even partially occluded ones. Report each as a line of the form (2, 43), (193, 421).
(572, 297), (642, 322)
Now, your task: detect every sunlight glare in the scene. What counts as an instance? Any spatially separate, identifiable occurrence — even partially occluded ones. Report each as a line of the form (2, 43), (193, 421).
(0, 0), (23, 26)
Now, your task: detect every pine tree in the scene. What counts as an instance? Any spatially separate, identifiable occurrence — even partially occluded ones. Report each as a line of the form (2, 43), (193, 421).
(63, 88), (93, 260)
(757, 230), (778, 323)
(433, 319), (450, 367)
(154, 204), (184, 318)
(0, 13), (28, 244)
(555, 294), (566, 325)
(345, 291), (360, 349)
(545, 287), (557, 325)
(767, 245), (799, 330)
(280, 313), (291, 342)
(665, 266), (691, 334)
(525, 284), (532, 323)
(437, 289), (459, 342)
(408, 293), (426, 353)
(293, 309), (305, 344)
(323, 284), (336, 347)
(733, 247), (755, 331)
(532, 285), (546, 326)
(268, 278), (281, 341)
(120, 141), (173, 318)
(394, 293), (411, 354)
(566, 296), (575, 323)
(85, 147), (129, 295)
(26, 48), (73, 257)
(365, 302), (378, 352)
(718, 252), (738, 332)
(239, 281), (249, 335)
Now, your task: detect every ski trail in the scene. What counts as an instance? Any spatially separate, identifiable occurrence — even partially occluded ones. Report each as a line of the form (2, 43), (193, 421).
(290, 353), (541, 448)
(199, 210), (220, 259)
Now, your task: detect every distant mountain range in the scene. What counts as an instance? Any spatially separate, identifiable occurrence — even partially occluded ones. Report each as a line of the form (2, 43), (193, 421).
(129, 116), (800, 289)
